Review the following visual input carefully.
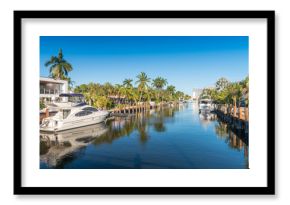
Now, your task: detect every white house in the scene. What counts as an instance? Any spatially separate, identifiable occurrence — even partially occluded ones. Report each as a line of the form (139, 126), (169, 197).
(40, 77), (68, 103)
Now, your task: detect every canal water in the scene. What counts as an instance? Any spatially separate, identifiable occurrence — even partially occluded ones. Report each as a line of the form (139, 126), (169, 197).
(40, 102), (249, 169)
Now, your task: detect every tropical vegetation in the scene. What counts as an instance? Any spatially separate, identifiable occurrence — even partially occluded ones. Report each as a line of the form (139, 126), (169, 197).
(74, 72), (191, 109)
(45, 49), (73, 80)
(200, 76), (249, 107)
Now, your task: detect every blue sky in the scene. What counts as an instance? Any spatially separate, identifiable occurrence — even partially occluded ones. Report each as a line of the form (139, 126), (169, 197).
(40, 36), (248, 95)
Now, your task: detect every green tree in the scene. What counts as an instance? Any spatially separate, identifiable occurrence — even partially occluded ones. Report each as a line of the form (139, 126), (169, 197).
(152, 77), (168, 102)
(166, 85), (176, 101)
(240, 76), (249, 106)
(123, 79), (134, 104)
(123, 78), (133, 88)
(228, 82), (243, 107)
(74, 84), (88, 93)
(95, 96), (112, 109)
(45, 49), (73, 80)
(63, 77), (75, 91)
(136, 72), (151, 102)
(215, 77), (230, 92)
(103, 82), (114, 96)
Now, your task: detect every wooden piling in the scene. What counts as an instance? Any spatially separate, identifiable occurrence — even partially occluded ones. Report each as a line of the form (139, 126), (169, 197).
(239, 107), (242, 120)
(245, 108), (249, 121)
(45, 108), (49, 118)
(233, 104), (237, 117)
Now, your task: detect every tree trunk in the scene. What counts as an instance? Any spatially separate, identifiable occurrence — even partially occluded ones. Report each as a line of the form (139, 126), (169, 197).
(233, 97), (237, 117)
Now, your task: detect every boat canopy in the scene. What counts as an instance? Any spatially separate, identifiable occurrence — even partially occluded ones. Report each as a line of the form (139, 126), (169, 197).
(59, 93), (84, 97)
(200, 98), (211, 101)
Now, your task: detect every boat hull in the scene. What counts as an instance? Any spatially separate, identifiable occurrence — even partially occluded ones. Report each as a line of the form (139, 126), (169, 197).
(40, 113), (108, 132)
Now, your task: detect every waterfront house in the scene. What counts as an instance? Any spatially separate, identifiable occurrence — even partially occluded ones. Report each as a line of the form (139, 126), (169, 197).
(40, 77), (68, 103)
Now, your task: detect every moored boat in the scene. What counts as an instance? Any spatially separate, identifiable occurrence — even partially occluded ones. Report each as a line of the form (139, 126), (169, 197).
(40, 93), (109, 132)
(198, 98), (213, 113)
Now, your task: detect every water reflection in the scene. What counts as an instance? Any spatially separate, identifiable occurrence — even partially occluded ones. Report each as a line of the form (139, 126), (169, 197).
(215, 120), (249, 168)
(40, 123), (108, 168)
(40, 103), (249, 169)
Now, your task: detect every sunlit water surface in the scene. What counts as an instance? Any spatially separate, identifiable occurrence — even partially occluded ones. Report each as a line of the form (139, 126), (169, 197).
(40, 103), (248, 169)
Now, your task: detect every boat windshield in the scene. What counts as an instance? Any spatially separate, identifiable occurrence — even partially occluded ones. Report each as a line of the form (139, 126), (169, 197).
(200, 100), (211, 104)
(68, 96), (85, 103)
(62, 109), (71, 119)
(55, 96), (85, 103)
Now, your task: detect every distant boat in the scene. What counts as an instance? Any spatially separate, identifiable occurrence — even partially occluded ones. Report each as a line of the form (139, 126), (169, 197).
(198, 98), (213, 113)
(40, 93), (109, 132)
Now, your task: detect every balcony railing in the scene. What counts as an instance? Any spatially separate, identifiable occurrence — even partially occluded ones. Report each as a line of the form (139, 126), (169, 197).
(40, 88), (61, 95)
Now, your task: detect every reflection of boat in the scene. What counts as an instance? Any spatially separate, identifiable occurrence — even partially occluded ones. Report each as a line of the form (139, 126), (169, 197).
(199, 112), (214, 121)
(40, 123), (108, 142)
(40, 93), (109, 132)
(198, 112), (217, 128)
(40, 123), (108, 167)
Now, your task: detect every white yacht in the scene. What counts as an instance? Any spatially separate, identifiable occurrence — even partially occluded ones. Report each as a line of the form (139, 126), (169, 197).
(199, 98), (213, 112)
(40, 93), (109, 132)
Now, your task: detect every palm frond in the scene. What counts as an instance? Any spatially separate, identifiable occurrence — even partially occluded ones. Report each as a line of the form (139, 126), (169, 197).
(45, 56), (57, 67)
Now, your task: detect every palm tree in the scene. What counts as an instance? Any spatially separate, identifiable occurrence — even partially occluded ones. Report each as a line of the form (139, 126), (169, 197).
(152, 77), (167, 90)
(103, 82), (114, 96)
(226, 82), (243, 116)
(129, 88), (139, 107)
(240, 76), (249, 106)
(63, 77), (75, 91)
(152, 77), (168, 102)
(123, 78), (134, 105)
(45, 49), (73, 80)
(123, 78), (133, 88)
(114, 84), (126, 104)
(136, 72), (151, 102)
(166, 85), (176, 101)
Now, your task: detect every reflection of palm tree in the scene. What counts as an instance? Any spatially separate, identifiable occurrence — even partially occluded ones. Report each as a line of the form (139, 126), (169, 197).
(162, 107), (175, 118)
(228, 130), (241, 150)
(135, 116), (149, 143)
(92, 106), (176, 145)
(92, 117), (136, 145)
(215, 122), (228, 139)
(152, 106), (177, 132)
(153, 121), (166, 132)
(138, 127), (149, 143)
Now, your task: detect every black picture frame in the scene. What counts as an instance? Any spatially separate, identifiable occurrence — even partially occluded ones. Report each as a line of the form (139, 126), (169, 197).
(14, 10), (275, 195)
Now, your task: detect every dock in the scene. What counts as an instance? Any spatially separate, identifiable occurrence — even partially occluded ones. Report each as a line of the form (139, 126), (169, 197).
(214, 104), (249, 134)
(108, 103), (172, 115)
